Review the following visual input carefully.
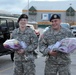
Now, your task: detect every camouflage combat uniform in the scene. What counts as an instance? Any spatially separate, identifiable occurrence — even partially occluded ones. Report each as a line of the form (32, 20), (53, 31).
(12, 27), (38, 75)
(39, 26), (73, 75)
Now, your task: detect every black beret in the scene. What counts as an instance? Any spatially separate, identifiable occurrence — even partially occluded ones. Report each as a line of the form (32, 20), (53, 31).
(18, 14), (28, 23)
(50, 14), (60, 22)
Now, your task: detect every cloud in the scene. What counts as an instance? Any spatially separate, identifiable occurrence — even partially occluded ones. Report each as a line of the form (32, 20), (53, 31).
(0, 0), (28, 14)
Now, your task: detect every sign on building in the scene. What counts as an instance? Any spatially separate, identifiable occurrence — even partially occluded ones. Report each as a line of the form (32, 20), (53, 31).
(41, 13), (51, 21)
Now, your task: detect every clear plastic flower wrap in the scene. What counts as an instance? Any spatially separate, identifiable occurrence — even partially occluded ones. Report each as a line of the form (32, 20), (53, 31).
(3, 39), (27, 51)
(48, 38), (76, 53)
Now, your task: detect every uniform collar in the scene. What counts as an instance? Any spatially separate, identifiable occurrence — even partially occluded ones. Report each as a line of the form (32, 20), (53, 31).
(17, 27), (28, 34)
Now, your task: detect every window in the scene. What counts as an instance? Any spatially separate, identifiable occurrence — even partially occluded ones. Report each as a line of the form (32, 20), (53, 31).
(7, 19), (15, 31)
(41, 13), (51, 21)
(0, 19), (6, 26)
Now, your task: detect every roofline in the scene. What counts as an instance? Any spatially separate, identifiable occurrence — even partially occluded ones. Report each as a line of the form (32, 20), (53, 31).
(22, 10), (68, 12)
(0, 16), (18, 20)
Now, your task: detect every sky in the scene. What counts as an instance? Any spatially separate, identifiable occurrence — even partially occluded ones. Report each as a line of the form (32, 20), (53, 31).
(0, 0), (75, 14)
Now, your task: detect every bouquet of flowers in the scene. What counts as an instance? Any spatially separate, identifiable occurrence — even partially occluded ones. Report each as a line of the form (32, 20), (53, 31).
(3, 39), (27, 51)
(48, 38), (76, 53)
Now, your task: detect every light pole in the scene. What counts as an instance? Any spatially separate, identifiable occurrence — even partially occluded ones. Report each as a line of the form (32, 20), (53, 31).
(27, 0), (29, 16)
(69, 3), (72, 24)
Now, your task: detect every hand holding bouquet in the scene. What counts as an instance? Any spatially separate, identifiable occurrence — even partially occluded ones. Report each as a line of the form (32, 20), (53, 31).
(48, 38), (76, 53)
(3, 39), (27, 51)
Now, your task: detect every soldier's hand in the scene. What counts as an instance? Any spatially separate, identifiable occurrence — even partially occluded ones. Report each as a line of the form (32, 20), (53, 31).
(48, 51), (57, 56)
(17, 49), (25, 54)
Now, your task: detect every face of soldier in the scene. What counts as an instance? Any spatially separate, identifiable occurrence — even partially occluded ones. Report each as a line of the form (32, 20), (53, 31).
(19, 18), (28, 31)
(51, 19), (61, 30)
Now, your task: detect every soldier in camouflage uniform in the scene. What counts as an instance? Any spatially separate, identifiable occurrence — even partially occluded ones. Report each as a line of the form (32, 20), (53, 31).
(39, 14), (73, 75)
(11, 14), (38, 75)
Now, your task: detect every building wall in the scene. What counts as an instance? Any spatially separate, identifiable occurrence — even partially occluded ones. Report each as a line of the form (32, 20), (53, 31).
(23, 10), (76, 25)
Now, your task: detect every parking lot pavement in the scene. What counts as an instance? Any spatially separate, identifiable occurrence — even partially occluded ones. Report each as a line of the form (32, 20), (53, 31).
(35, 54), (45, 75)
(0, 55), (14, 75)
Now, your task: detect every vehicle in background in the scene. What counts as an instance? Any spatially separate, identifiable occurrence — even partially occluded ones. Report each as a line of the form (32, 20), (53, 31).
(60, 23), (71, 29)
(43, 26), (50, 33)
(70, 25), (76, 36)
(0, 15), (18, 61)
(26, 24), (40, 38)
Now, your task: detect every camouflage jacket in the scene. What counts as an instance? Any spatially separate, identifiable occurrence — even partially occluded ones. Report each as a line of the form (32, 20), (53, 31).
(12, 27), (38, 61)
(39, 26), (74, 64)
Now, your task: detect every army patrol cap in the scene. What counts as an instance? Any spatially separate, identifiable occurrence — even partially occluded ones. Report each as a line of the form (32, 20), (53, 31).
(50, 14), (60, 22)
(18, 14), (28, 23)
